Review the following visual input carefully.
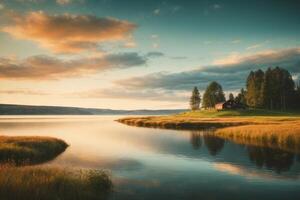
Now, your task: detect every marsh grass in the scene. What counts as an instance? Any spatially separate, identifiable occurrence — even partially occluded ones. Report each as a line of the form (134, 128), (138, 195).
(0, 136), (68, 165)
(117, 116), (254, 130)
(117, 110), (300, 153)
(0, 165), (112, 200)
(214, 122), (300, 153)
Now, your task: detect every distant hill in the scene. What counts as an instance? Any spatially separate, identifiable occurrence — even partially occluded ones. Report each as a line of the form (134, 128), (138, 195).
(0, 104), (187, 115)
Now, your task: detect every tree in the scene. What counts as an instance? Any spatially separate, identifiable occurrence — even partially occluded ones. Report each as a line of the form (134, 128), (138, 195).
(295, 82), (300, 109)
(235, 88), (246, 105)
(246, 69), (264, 108)
(190, 86), (201, 111)
(229, 93), (234, 101)
(202, 81), (225, 108)
(260, 67), (295, 110)
(245, 67), (296, 110)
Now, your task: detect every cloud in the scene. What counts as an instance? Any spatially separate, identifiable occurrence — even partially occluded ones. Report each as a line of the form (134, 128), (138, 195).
(146, 51), (164, 58)
(122, 41), (137, 48)
(56, 0), (85, 5)
(171, 56), (187, 60)
(212, 4), (222, 9)
(151, 34), (159, 39)
(56, 0), (71, 5)
(0, 52), (146, 80)
(115, 47), (300, 91)
(231, 39), (241, 44)
(246, 44), (263, 50)
(153, 8), (160, 16)
(74, 88), (188, 102)
(0, 89), (49, 95)
(2, 11), (136, 53)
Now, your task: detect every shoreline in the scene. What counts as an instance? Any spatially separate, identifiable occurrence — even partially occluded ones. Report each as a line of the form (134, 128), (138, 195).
(117, 113), (300, 153)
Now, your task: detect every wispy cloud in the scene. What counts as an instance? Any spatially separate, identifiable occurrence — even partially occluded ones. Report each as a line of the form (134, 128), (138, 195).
(153, 8), (160, 16)
(246, 43), (263, 50)
(246, 40), (270, 50)
(74, 88), (188, 102)
(171, 5), (182, 13)
(56, 0), (71, 5)
(150, 34), (159, 39)
(231, 39), (241, 44)
(2, 11), (136, 53)
(212, 4), (222, 10)
(115, 47), (300, 91)
(0, 89), (50, 95)
(146, 51), (164, 58)
(170, 56), (187, 60)
(0, 52), (147, 80)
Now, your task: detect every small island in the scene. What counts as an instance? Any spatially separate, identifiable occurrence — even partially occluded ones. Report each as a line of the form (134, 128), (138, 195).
(118, 67), (300, 153)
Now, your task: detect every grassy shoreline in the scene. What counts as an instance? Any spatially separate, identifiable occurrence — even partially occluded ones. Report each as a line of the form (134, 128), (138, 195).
(0, 136), (68, 165)
(117, 110), (300, 152)
(0, 165), (112, 200)
(0, 136), (113, 199)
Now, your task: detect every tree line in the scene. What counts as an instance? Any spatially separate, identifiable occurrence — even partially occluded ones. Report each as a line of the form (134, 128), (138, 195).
(190, 67), (300, 111)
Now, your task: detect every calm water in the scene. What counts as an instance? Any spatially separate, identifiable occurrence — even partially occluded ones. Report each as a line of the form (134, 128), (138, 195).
(1, 115), (300, 200)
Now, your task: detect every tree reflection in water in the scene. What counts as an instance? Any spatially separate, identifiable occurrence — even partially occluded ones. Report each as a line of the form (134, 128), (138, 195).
(203, 134), (225, 156)
(189, 131), (300, 174)
(247, 146), (295, 173)
(190, 131), (202, 150)
(189, 131), (225, 156)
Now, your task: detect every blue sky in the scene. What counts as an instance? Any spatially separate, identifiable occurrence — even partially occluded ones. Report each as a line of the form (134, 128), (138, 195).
(0, 0), (300, 109)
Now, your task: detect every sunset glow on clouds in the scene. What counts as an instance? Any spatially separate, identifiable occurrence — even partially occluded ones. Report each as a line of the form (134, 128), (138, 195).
(2, 11), (136, 53)
(0, 0), (300, 109)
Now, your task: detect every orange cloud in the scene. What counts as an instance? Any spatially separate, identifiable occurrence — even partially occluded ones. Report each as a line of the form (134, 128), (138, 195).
(0, 53), (146, 80)
(2, 11), (136, 53)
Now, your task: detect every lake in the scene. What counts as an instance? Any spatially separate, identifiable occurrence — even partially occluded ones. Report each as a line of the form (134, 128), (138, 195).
(1, 115), (300, 200)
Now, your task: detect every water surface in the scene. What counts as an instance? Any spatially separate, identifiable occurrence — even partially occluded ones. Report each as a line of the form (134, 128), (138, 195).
(0, 115), (300, 200)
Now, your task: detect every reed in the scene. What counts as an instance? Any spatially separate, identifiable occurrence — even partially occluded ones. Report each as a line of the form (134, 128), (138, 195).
(0, 165), (112, 200)
(214, 122), (300, 153)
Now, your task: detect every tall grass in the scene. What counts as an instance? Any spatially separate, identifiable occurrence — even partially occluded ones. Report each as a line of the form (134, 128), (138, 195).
(215, 122), (300, 153)
(0, 136), (68, 165)
(117, 116), (253, 130)
(0, 165), (112, 200)
(117, 110), (300, 153)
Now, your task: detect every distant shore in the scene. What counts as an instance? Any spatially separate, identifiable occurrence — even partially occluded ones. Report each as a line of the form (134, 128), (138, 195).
(0, 103), (186, 115)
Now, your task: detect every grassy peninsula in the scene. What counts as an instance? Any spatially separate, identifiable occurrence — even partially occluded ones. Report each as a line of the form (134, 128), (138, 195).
(0, 136), (68, 165)
(117, 109), (300, 152)
(0, 136), (113, 200)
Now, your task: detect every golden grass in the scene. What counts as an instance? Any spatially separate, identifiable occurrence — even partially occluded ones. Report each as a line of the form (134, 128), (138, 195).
(117, 110), (300, 153)
(0, 136), (68, 165)
(117, 116), (257, 130)
(0, 165), (112, 200)
(214, 121), (300, 153)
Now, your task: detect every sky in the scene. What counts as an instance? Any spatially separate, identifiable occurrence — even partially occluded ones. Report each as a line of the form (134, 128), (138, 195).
(0, 0), (300, 109)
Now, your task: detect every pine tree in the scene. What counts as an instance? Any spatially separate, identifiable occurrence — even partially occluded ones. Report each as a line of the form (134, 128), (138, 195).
(229, 93), (234, 101)
(235, 88), (246, 104)
(202, 82), (225, 108)
(246, 70), (264, 108)
(247, 67), (295, 110)
(190, 87), (201, 111)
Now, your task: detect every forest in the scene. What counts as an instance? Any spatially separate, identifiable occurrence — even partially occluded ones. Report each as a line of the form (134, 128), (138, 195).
(190, 67), (300, 111)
